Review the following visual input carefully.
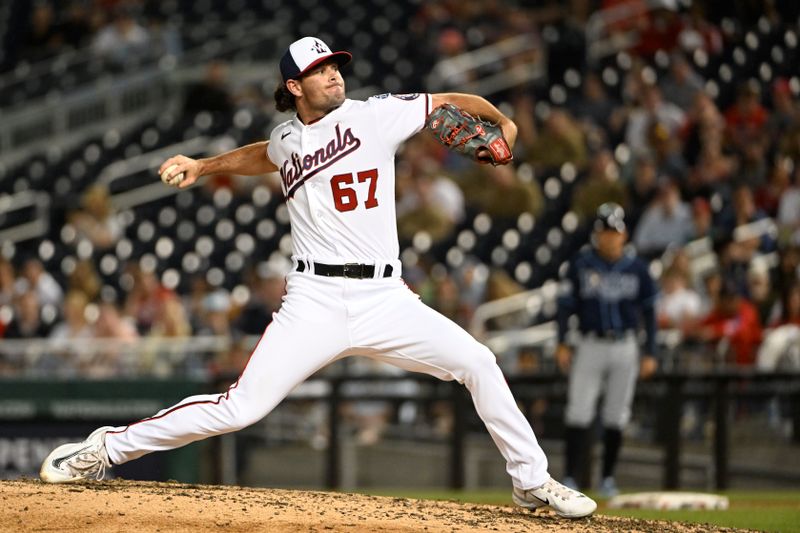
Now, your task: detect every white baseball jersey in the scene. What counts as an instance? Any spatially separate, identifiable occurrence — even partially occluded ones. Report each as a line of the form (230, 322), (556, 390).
(102, 92), (553, 494)
(267, 94), (431, 267)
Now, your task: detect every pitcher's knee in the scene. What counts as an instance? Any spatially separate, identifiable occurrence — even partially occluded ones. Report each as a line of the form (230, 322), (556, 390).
(225, 393), (272, 431)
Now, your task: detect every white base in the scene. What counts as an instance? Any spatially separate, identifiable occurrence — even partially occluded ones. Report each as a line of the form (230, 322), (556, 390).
(607, 492), (729, 510)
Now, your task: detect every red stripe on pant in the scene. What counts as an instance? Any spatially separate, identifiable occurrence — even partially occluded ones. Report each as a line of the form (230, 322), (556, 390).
(106, 320), (274, 437)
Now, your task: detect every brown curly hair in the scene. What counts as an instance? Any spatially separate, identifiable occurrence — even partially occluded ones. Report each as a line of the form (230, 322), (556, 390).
(274, 82), (296, 112)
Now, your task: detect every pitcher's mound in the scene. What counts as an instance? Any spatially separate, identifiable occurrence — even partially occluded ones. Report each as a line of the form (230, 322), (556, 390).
(0, 479), (740, 532)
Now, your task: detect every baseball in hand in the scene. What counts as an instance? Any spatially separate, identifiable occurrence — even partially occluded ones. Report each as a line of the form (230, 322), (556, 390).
(161, 164), (185, 186)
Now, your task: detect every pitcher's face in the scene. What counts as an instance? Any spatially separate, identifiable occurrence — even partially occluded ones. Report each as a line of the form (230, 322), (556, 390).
(290, 60), (345, 115)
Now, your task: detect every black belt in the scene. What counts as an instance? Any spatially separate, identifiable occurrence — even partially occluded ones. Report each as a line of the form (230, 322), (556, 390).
(296, 261), (393, 279)
(584, 329), (634, 341)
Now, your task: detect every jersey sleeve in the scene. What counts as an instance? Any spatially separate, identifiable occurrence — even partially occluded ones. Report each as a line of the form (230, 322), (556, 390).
(266, 129), (281, 165)
(367, 93), (432, 153)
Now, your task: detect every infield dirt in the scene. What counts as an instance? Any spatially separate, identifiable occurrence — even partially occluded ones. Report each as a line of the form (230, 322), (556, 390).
(0, 479), (753, 532)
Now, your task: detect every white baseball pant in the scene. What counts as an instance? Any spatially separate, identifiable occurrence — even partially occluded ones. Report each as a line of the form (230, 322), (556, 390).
(105, 270), (551, 490)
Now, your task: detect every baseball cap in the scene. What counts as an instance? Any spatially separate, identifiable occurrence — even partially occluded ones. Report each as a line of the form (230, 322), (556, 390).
(280, 36), (352, 82)
(594, 202), (626, 233)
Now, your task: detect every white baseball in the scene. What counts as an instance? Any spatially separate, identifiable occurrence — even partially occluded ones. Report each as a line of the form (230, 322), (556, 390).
(161, 164), (185, 186)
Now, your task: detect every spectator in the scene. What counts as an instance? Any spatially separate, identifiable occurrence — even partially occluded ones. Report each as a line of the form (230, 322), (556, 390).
(22, 3), (61, 60)
(4, 291), (52, 339)
(527, 109), (589, 172)
(767, 78), (798, 141)
(777, 166), (800, 245)
(717, 184), (776, 254)
(633, 5), (683, 59)
(124, 265), (174, 334)
(144, 14), (182, 60)
(677, 2), (723, 55)
(0, 259), (15, 307)
(625, 156), (660, 229)
(453, 258), (490, 325)
(659, 53), (704, 112)
(149, 295), (192, 338)
(59, 1), (93, 49)
(15, 257), (63, 308)
(689, 197), (713, 240)
(771, 282), (800, 327)
(90, 301), (139, 378)
(68, 260), (102, 302)
(183, 274), (213, 332)
(196, 290), (233, 337)
(775, 246), (800, 296)
(49, 290), (93, 341)
(657, 267), (703, 330)
(429, 28), (470, 91)
(633, 179), (693, 257)
(697, 269), (722, 316)
(648, 120), (688, 184)
(144, 295), (194, 377)
(91, 6), (150, 67)
(69, 184), (123, 252)
(234, 260), (290, 335)
(183, 61), (234, 115)
(459, 163), (544, 221)
(397, 170), (464, 244)
(755, 157), (792, 218)
(510, 93), (538, 160)
(571, 150), (627, 221)
(681, 91), (725, 167)
(713, 236), (754, 297)
(625, 84), (686, 159)
(725, 80), (768, 153)
(432, 273), (466, 326)
(94, 301), (138, 341)
(686, 140), (737, 198)
(691, 279), (763, 367)
(737, 131), (769, 189)
(572, 72), (618, 133)
(747, 265), (778, 327)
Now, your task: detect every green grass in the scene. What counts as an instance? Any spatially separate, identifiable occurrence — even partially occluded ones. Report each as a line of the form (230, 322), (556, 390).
(359, 488), (800, 533)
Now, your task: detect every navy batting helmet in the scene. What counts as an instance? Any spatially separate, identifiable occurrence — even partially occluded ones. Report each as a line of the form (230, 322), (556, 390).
(594, 202), (626, 233)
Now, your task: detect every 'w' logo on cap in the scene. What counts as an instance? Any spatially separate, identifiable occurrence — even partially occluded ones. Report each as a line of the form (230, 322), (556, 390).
(312, 41), (326, 53)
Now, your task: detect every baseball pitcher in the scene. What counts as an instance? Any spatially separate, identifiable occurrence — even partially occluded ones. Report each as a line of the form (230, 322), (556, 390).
(41, 37), (596, 519)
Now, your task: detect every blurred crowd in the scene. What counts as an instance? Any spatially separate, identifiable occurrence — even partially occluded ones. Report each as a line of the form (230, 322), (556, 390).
(10, 0), (181, 71)
(2, 0), (800, 385)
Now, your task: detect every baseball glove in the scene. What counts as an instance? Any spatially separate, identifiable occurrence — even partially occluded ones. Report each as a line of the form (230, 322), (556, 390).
(426, 103), (513, 165)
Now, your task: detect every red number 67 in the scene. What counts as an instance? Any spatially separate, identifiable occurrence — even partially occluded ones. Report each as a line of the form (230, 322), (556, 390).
(330, 169), (379, 212)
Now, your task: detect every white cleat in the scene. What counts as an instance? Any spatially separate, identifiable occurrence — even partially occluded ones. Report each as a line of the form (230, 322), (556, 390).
(40, 426), (114, 483)
(513, 477), (597, 519)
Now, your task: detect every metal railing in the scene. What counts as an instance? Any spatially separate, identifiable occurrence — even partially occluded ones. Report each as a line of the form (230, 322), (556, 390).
(0, 190), (51, 244)
(2, 334), (798, 488)
(212, 369), (800, 490)
(469, 218), (780, 356)
(0, 21), (284, 166)
(426, 34), (545, 96)
(585, 0), (665, 65)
